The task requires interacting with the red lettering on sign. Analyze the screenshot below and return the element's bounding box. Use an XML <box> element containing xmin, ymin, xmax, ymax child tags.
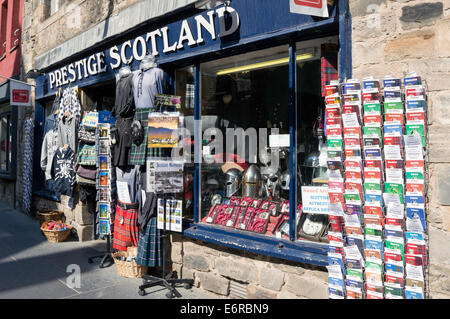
<box><xmin>12</xmin><ymin>89</ymin><xmax>29</xmax><ymax>103</ymax></box>
<box><xmin>294</xmin><ymin>0</ymin><xmax>323</xmax><ymax>9</ymax></box>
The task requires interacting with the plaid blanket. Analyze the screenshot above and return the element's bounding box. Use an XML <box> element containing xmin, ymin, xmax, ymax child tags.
<box><xmin>136</xmin><ymin>217</ymin><xmax>161</xmax><ymax>267</ymax></box>
<box><xmin>112</xmin><ymin>203</ymin><xmax>139</xmax><ymax>251</ymax></box>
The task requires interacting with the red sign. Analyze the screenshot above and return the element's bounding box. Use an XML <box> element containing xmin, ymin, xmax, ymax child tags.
<box><xmin>294</xmin><ymin>0</ymin><xmax>323</xmax><ymax>8</ymax></box>
<box><xmin>12</xmin><ymin>89</ymin><xmax>29</xmax><ymax>103</ymax></box>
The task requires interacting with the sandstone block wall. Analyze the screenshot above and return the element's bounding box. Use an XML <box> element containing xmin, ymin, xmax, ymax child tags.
<box><xmin>169</xmin><ymin>234</ymin><xmax>329</xmax><ymax>299</ymax></box>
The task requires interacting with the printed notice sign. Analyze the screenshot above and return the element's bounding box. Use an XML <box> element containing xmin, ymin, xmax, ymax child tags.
<box><xmin>290</xmin><ymin>0</ymin><xmax>329</xmax><ymax>18</ymax></box>
<box><xmin>302</xmin><ymin>186</ymin><xmax>330</xmax><ymax>214</ymax></box>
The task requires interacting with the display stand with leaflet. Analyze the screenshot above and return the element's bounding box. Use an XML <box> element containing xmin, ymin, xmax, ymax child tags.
<box><xmin>138</xmin><ymin>192</ymin><xmax>194</xmax><ymax>298</ymax></box>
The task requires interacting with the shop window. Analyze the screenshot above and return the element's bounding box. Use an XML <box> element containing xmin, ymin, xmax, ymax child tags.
<box><xmin>199</xmin><ymin>45</ymin><xmax>292</xmax><ymax>237</ymax></box>
<box><xmin>44</xmin><ymin>0</ymin><xmax>65</xmax><ymax>18</ymax></box>
<box><xmin>176</xmin><ymin>66</ymin><xmax>195</xmax><ymax>220</ymax></box>
<box><xmin>295</xmin><ymin>42</ymin><xmax>338</xmax><ymax>243</ymax></box>
<box><xmin>0</xmin><ymin>113</ymin><xmax>9</xmax><ymax>171</ymax></box>
<box><xmin>0</xmin><ymin>104</ymin><xmax>16</xmax><ymax>179</ymax></box>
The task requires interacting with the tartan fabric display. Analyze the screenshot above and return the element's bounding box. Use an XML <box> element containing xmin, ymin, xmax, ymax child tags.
<box><xmin>129</xmin><ymin>108</ymin><xmax>151</xmax><ymax>165</ymax></box>
<box><xmin>112</xmin><ymin>202</ymin><xmax>139</xmax><ymax>251</ymax></box>
<box><xmin>136</xmin><ymin>216</ymin><xmax>161</xmax><ymax>267</ymax></box>
<box><xmin>320</xmin><ymin>44</ymin><xmax>339</xmax><ymax>97</ymax></box>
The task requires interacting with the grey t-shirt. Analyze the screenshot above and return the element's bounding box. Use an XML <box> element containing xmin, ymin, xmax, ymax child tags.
<box><xmin>116</xmin><ymin>166</ymin><xmax>141</xmax><ymax>204</ymax></box>
<box><xmin>132</xmin><ymin>67</ymin><xmax>167</xmax><ymax>109</ymax></box>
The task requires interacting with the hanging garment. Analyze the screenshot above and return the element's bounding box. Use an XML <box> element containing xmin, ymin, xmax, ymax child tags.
<box><xmin>113</xmin><ymin>72</ymin><xmax>136</xmax><ymax>167</ymax></box>
<box><xmin>136</xmin><ymin>170</ymin><xmax>161</xmax><ymax>267</ymax></box>
<box><xmin>44</xmin><ymin>94</ymin><xmax>60</xmax><ymax>134</ymax></box>
<box><xmin>57</xmin><ymin>115</ymin><xmax>78</xmax><ymax>152</ymax></box>
<box><xmin>129</xmin><ymin>108</ymin><xmax>151</xmax><ymax>165</ymax></box>
<box><xmin>112</xmin><ymin>201</ymin><xmax>140</xmax><ymax>251</ymax></box>
<box><xmin>22</xmin><ymin>119</ymin><xmax>34</xmax><ymax>215</ymax></box>
<box><xmin>115</xmin><ymin>166</ymin><xmax>141</xmax><ymax>203</ymax></box>
<box><xmin>137</xmin><ymin>191</ymin><xmax>157</xmax><ymax>235</ymax></box>
<box><xmin>132</xmin><ymin>67</ymin><xmax>167</xmax><ymax>109</ymax></box>
<box><xmin>40</xmin><ymin>129</ymin><xmax>59</xmax><ymax>181</ymax></box>
<box><xmin>136</xmin><ymin>217</ymin><xmax>161</xmax><ymax>267</ymax></box>
<box><xmin>52</xmin><ymin>146</ymin><xmax>76</xmax><ymax>197</ymax></box>
<box><xmin>114</xmin><ymin>72</ymin><xmax>135</xmax><ymax>118</ymax></box>
<box><xmin>58</xmin><ymin>87</ymin><xmax>82</xmax><ymax>123</ymax></box>
<box><xmin>113</xmin><ymin>117</ymin><xmax>134</xmax><ymax>167</ymax></box>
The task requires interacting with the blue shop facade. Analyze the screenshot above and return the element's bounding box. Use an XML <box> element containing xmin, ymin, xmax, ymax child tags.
<box><xmin>33</xmin><ymin>0</ymin><xmax>351</xmax><ymax>271</ymax></box>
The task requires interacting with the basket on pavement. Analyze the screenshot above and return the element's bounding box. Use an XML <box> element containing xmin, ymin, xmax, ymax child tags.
<box><xmin>40</xmin><ymin>221</ymin><xmax>72</xmax><ymax>243</ymax></box>
<box><xmin>37</xmin><ymin>209</ymin><xmax>64</xmax><ymax>225</ymax></box>
<box><xmin>113</xmin><ymin>247</ymin><xmax>147</xmax><ymax>278</ymax></box>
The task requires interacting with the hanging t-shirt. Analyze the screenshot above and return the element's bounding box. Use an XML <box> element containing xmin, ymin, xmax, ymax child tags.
<box><xmin>132</xmin><ymin>67</ymin><xmax>167</xmax><ymax>109</ymax></box>
<box><xmin>52</xmin><ymin>146</ymin><xmax>76</xmax><ymax>197</ymax></box>
<box><xmin>116</xmin><ymin>166</ymin><xmax>141</xmax><ymax>204</ymax></box>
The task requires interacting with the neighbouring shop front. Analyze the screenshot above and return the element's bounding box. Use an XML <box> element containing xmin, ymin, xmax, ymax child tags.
<box><xmin>31</xmin><ymin>0</ymin><xmax>430</xmax><ymax>299</ymax></box>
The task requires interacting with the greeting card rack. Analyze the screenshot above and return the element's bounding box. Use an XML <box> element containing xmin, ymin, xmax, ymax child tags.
<box><xmin>325</xmin><ymin>74</ymin><xmax>429</xmax><ymax>299</ymax></box>
<box><xmin>88</xmin><ymin>123</ymin><xmax>115</xmax><ymax>268</ymax></box>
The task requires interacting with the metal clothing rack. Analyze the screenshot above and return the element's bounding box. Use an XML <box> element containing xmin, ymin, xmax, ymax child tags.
<box><xmin>138</xmin><ymin>192</ymin><xmax>194</xmax><ymax>299</ymax></box>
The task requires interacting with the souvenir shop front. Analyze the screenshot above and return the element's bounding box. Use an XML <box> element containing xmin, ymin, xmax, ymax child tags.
<box><xmin>33</xmin><ymin>0</ymin><xmax>355</xmax><ymax>297</ymax></box>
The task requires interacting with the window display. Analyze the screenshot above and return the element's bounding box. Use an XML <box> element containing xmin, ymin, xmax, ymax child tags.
<box><xmin>198</xmin><ymin>45</ymin><xmax>293</xmax><ymax>238</ymax></box>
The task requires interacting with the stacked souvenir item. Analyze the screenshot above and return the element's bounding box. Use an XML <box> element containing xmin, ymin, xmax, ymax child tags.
<box><xmin>76</xmin><ymin>112</ymin><xmax>98</xmax><ymax>186</ymax></box>
<box><xmin>326</xmin><ymin>73</ymin><xmax>428</xmax><ymax>299</ymax></box>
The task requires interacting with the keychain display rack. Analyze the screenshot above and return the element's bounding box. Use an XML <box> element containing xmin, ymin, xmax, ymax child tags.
<box><xmin>88</xmin><ymin>122</ymin><xmax>115</xmax><ymax>268</ymax></box>
<box><xmin>325</xmin><ymin>74</ymin><xmax>429</xmax><ymax>299</ymax></box>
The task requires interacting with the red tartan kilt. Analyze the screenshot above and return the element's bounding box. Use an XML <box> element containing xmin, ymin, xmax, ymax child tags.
<box><xmin>112</xmin><ymin>202</ymin><xmax>139</xmax><ymax>251</ymax></box>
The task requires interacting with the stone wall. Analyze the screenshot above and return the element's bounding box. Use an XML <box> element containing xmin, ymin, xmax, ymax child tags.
<box><xmin>169</xmin><ymin>234</ymin><xmax>329</xmax><ymax>299</ymax></box>
<box><xmin>350</xmin><ymin>0</ymin><xmax>450</xmax><ymax>298</ymax></box>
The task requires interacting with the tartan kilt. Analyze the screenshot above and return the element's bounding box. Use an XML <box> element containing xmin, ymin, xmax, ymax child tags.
<box><xmin>112</xmin><ymin>202</ymin><xmax>139</xmax><ymax>251</ymax></box>
<box><xmin>136</xmin><ymin>216</ymin><xmax>161</xmax><ymax>267</ymax></box>
<box><xmin>129</xmin><ymin>108</ymin><xmax>151</xmax><ymax>165</ymax></box>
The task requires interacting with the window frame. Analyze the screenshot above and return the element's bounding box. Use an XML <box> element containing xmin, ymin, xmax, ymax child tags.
<box><xmin>183</xmin><ymin>1</ymin><xmax>351</xmax><ymax>266</ymax></box>
<box><xmin>0</xmin><ymin>103</ymin><xmax>17</xmax><ymax>180</ymax></box>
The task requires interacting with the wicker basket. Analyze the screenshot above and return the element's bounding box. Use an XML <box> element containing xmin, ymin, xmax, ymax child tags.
<box><xmin>37</xmin><ymin>210</ymin><xmax>64</xmax><ymax>225</ymax></box>
<box><xmin>113</xmin><ymin>249</ymin><xmax>147</xmax><ymax>278</ymax></box>
<box><xmin>40</xmin><ymin>221</ymin><xmax>72</xmax><ymax>243</ymax></box>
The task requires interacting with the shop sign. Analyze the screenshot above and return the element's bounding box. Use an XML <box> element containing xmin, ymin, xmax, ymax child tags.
<box><xmin>290</xmin><ymin>0</ymin><xmax>329</xmax><ymax>18</ymax></box>
<box><xmin>48</xmin><ymin>6</ymin><xmax>240</xmax><ymax>89</ymax></box>
<box><xmin>301</xmin><ymin>186</ymin><xmax>330</xmax><ymax>214</ymax></box>
<box><xmin>10</xmin><ymin>81</ymin><xmax>31</xmax><ymax>106</ymax></box>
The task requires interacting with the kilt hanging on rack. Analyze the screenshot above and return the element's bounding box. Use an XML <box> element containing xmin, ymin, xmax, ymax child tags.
<box><xmin>112</xmin><ymin>200</ymin><xmax>140</xmax><ymax>251</ymax></box>
<box><xmin>136</xmin><ymin>217</ymin><xmax>161</xmax><ymax>267</ymax></box>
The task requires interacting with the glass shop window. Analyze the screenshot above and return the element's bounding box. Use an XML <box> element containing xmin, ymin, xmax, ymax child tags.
<box><xmin>199</xmin><ymin>45</ymin><xmax>292</xmax><ymax>237</ymax></box>
<box><xmin>296</xmin><ymin>43</ymin><xmax>338</xmax><ymax>243</ymax></box>
<box><xmin>176</xmin><ymin>66</ymin><xmax>195</xmax><ymax>220</ymax></box>
<box><xmin>0</xmin><ymin>113</ymin><xmax>10</xmax><ymax>172</ymax></box>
